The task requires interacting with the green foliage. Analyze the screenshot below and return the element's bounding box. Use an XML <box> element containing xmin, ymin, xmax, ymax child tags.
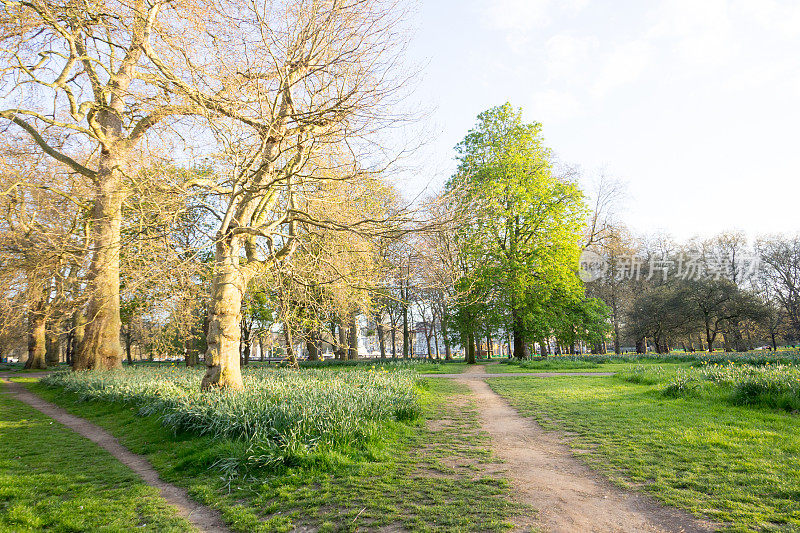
<box><xmin>445</xmin><ymin>103</ymin><xmax>603</xmax><ymax>352</ymax></box>
<box><xmin>42</xmin><ymin>366</ymin><xmax>420</xmax><ymax>468</ymax></box>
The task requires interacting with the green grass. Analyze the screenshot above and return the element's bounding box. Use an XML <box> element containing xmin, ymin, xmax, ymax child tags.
<box><xmin>0</xmin><ymin>381</ymin><xmax>192</xmax><ymax>532</ymax></box>
<box><xmin>296</xmin><ymin>358</ymin><xmax>470</xmax><ymax>374</ymax></box>
<box><xmin>27</xmin><ymin>377</ymin><xmax>528</xmax><ymax>532</ymax></box>
<box><xmin>487</xmin><ymin>374</ymin><xmax>800</xmax><ymax>532</ymax></box>
<box><xmin>0</xmin><ymin>362</ymin><xmax>60</xmax><ymax>373</ymax></box>
<box><xmin>490</xmin><ymin>358</ymin><xmax>692</xmax><ymax>374</ymax></box>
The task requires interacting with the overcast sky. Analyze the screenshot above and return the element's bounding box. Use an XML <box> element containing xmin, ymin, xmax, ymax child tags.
<box><xmin>401</xmin><ymin>0</ymin><xmax>800</xmax><ymax>240</ymax></box>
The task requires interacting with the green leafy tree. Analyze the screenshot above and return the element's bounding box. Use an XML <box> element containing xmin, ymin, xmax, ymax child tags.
<box><xmin>447</xmin><ymin>103</ymin><xmax>589</xmax><ymax>359</ymax></box>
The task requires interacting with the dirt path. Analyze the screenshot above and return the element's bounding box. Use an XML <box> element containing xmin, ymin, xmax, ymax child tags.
<box><xmin>454</xmin><ymin>365</ymin><xmax>718</xmax><ymax>533</ymax></box>
<box><xmin>1</xmin><ymin>378</ymin><xmax>230</xmax><ymax>533</ymax></box>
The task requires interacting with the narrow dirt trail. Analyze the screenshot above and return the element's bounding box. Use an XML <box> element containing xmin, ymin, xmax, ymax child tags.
<box><xmin>454</xmin><ymin>365</ymin><xmax>718</xmax><ymax>533</ymax></box>
<box><xmin>1</xmin><ymin>378</ymin><xmax>230</xmax><ymax>533</ymax></box>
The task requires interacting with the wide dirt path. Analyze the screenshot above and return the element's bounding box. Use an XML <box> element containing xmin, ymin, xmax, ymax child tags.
<box><xmin>450</xmin><ymin>365</ymin><xmax>718</xmax><ymax>533</ymax></box>
<box><xmin>1</xmin><ymin>378</ymin><xmax>230</xmax><ymax>533</ymax></box>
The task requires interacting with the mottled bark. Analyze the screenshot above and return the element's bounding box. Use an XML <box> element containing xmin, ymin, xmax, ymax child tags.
<box><xmin>74</xmin><ymin>164</ymin><xmax>124</xmax><ymax>371</ymax></box>
<box><xmin>201</xmin><ymin>253</ymin><xmax>246</xmax><ymax>391</ymax></box>
<box><xmin>25</xmin><ymin>311</ymin><xmax>47</xmax><ymax>370</ymax></box>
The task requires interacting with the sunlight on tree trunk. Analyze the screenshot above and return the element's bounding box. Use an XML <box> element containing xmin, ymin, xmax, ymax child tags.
<box><xmin>201</xmin><ymin>253</ymin><xmax>246</xmax><ymax>391</ymax></box>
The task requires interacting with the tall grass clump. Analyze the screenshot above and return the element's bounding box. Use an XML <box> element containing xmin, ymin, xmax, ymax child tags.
<box><xmin>43</xmin><ymin>366</ymin><xmax>421</xmax><ymax>467</ymax></box>
<box><xmin>698</xmin><ymin>363</ymin><xmax>800</xmax><ymax>411</ymax></box>
<box><xmin>618</xmin><ymin>365</ymin><xmax>666</xmax><ymax>385</ymax></box>
<box><xmin>661</xmin><ymin>369</ymin><xmax>698</xmax><ymax>398</ymax></box>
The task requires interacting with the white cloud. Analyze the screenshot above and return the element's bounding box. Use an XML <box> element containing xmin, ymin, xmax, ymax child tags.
<box><xmin>735</xmin><ymin>0</ymin><xmax>800</xmax><ymax>40</ymax></box>
<box><xmin>646</xmin><ymin>0</ymin><xmax>737</xmax><ymax>66</ymax></box>
<box><xmin>478</xmin><ymin>0</ymin><xmax>590</xmax><ymax>52</ymax></box>
<box><xmin>591</xmin><ymin>40</ymin><xmax>653</xmax><ymax>97</ymax></box>
<box><xmin>545</xmin><ymin>33</ymin><xmax>597</xmax><ymax>82</ymax></box>
<box><xmin>481</xmin><ymin>0</ymin><xmax>552</xmax><ymax>32</ymax></box>
<box><xmin>529</xmin><ymin>90</ymin><xmax>583</xmax><ymax>123</ymax></box>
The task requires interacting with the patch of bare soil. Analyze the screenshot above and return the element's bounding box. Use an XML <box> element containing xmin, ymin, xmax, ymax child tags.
<box><xmin>457</xmin><ymin>366</ymin><xmax>719</xmax><ymax>533</ymax></box>
<box><xmin>1</xmin><ymin>378</ymin><xmax>230</xmax><ymax>533</ymax></box>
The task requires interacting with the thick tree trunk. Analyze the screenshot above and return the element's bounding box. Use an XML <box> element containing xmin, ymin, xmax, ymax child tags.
<box><xmin>74</xmin><ymin>167</ymin><xmax>124</xmax><ymax>371</ymax></box>
<box><xmin>635</xmin><ymin>338</ymin><xmax>646</xmax><ymax>354</ymax></box>
<box><xmin>706</xmin><ymin>327</ymin><xmax>715</xmax><ymax>353</ymax></box>
<box><xmin>45</xmin><ymin>328</ymin><xmax>60</xmax><ymax>366</ymax></box>
<box><xmin>185</xmin><ymin>334</ymin><xmax>199</xmax><ymax>367</ymax></box>
<box><xmin>306</xmin><ymin>330</ymin><xmax>319</xmax><ymax>361</ymax></box>
<box><xmin>511</xmin><ymin>308</ymin><xmax>525</xmax><ymax>359</ymax></box>
<box><xmin>466</xmin><ymin>331</ymin><xmax>476</xmax><ymax>364</ymax></box>
<box><xmin>390</xmin><ymin>323</ymin><xmax>397</xmax><ymax>359</ymax></box>
<box><xmin>25</xmin><ymin>311</ymin><xmax>47</xmax><ymax>370</ymax></box>
<box><xmin>201</xmin><ymin>254</ymin><xmax>246</xmax><ymax>391</ymax></box>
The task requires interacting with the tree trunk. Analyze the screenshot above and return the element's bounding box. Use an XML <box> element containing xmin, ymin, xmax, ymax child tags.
<box><xmin>433</xmin><ymin>322</ymin><xmax>440</xmax><ymax>360</ymax></box>
<box><xmin>635</xmin><ymin>338</ymin><xmax>646</xmax><ymax>354</ymax></box>
<box><xmin>466</xmin><ymin>330</ymin><xmax>476</xmax><ymax>364</ymax></box>
<box><xmin>306</xmin><ymin>330</ymin><xmax>319</xmax><ymax>361</ymax></box>
<box><xmin>185</xmin><ymin>332</ymin><xmax>198</xmax><ymax>367</ymax></box>
<box><xmin>336</xmin><ymin>319</ymin><xmax>346</xmax><ymax>360</ymax></box>
<box><xmin>201</xmin><ymin>253</ymin><xmax>246</xmax><ymax>391</ymax></box>
<box><xmin>74</xmin><ymin>166</ymin><xmax>124</xmax><ymax>371</ymax></box>
<box><xmin>348</xmin><ymin>312</ymin><xmax>358</xmax><ymax>360</ymax></box>
<box><xmin>442</xmin><ymin>318</ymin><xmax>452</xmax><ymax>360</ymax></box>
<box><xmin>390</xmin><ymin>323</ymin><xmax>397</xmax><ymax>359</ymax></box>
<box><xmin>25</xmin><ymin>311</ymin><xmax>47</xmax><ymax>370</ymax></box>
<box><xmin>45</xmin><ymin>328</ymin><xmax>60</xmax><ymax>366</ymax></box>
<box><xmin>283</xmin><ymin>324</ymin><xmax>297</xmax><ymax>366</ymax></box>
<box><xmin>124</xmin><ymin>327</ymin><xmax>133</xmax><ymax>365</ymax></box>
<box><xmin>402</xmin><ymin>297</ymin><xmax>409</xmax><ymax>358</ymax></box>
<box><xmin>376</xmin><ymin>318</ymin><xmax>386</xmax><ymax>360</ymax></box>
<box><xmin>511</xmin><ymin>307</ymin><xmax>525</xmax><ymax>359</ymax></box>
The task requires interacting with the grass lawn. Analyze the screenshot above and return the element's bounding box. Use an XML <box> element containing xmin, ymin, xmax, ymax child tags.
<box><xmin>27</xmin><ymin>376</ymin><xmax>527</xmax><ymax>532</ymax></box>
<box><xmin>487</xmin><ymin>359</ymin><xmax>692</xmax><ymax>373</ymax></box>
<box><xmin>0</xmin><ymin>380</ymin><xmax>192</xmax><ymax>532</ymax></box>
<box><xmin>488</xmin><ymin>374</ymin><xmax>800</xmax><ymax>532</ymax></box>
<box><xmin>0</xmin><ymin>363</ymin><xmax>61</xmax><ymax>374</ymax></box>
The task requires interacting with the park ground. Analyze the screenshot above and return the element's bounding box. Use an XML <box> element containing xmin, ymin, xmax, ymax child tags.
<box><xmin>1</xmin><ymin>354</ymin><xmax>799</xmax><ymax>532</ymax></box>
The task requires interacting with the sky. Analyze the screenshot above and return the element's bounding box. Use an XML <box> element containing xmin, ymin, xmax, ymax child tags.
<box><xmin>400</xmin><ymin>0</ymin><xmax>800</xmax><ymax>240</ymax></box>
